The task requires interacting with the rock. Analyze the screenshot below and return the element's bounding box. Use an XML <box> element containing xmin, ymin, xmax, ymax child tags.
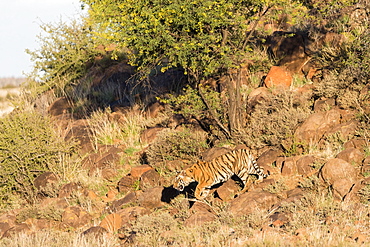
<box><xmin>269</xmin><ymin>212</ymin><xmax>290</xmax><ymax>227</ymax></box>
<box><xmin>295</xmin><ymin>109</ymin><xmax>341</xmax><ymax>145</ymax></box>
<box><xmin>116</xmin><ymin>206</ymin><xmax>150</xmax><ymax>227</ymax></box>
<box><xmin>362</xmin><ymin>156</ymin><xmax>370</xmax><ymax>175</ymax></box>
<box><xmin>264</xmin><ymin>66</ymin><xmax>293</xmax><ymax>89</ymax></box>
<box><xmin>58</xmin><ymin>182</ymin><xmax>85</xmax><ymax>198</ymax></box>
<box><xmin>99</xmin><ymin>213</ymin><xmax>122</xmax><ymax>233</ymax></box>
<box><xmin>320</xmin><ymin>158</ymin><xmax>357</xmax><ymax>185</ymax></box>
<box><xmin>313</xmin><ymin>98</ymin><xmax>335</xmax><ymax>112</ymax></box>
<box><xmin>86</xmin><ymin>147</ymin><xmax>123</xmax><ymax>178</ymax></box>
<box><xmin>344</xmin><ymin>138</ymin><xmax>369</xmax><ymax>150</ymax></box>
<box><xmin>229</xmin><ymin>191</ymin><xmax>279</xmax><ymax>216</ymax></box>
<box><xmin>189</xmin><ymin>201</ymin><xmax>215</xmax><ymax>215</ymax></box>
<box><xmin>107</xmin><ymin>192</ymin><xmax>137</xmax><ymax>213</ymax></box>
<box><xmin>24</xmin><ymin>218</ymin><xmax>57</xmax><ymax>231</ymax></box>
<box><xmin>2</xmin><ymin>223</ymin><xmax>31</xmax><ymax>238</ymax></box>
<box><xmin>82</xmin><ymin>226</ymin><xmax>108</xmax><ymax>238</ymax></box>
<box><xmin>145</xmin><ymin>101</ymin><xmax>164</xmax><ymax>118</ymax></box>
<box><xmin>332</xmin><ymin>178</ymin><xmax>355</xmax><ymax>200</ymax></box>
<box><xmin>117</xmin><ymin>176</ymin><xmax>136</xmax><ymax>194</ymax></box>
<box><xmin>64</xmin><ymin>119</ymin><xmax>94</xmax><ymax>153</ymax></box>
<box><xmin>184</xmin><ymin>211</ymin><xmax>217</xmax><ymax>227</ymax></box>
<box><xmin>281</xmin><ymin>156</ymin><xmax>301</xmax><ymax>176</ymax></box>
<box><xmin>140</xmin><ymin>169</ymin><xmax>161</xmax><ymax>189</ymax></box>
<box><xmin>325</xmin><ymin>120</ymin><xmax>358</xmax><ymax>141</ymax></box>
<box><xmin>137</xmin><ymin>187</ymin><xmax>166</xmax><ymax>209</ymax></box>
<box><xmin>296</xmin><ymin>155</ymin><xmax>316</xmax><ymax>176</ymax></box>
<box><xmin>130</xmin><ymin>165</ymin><xmax>153</xmax><ymax>178</ymax></box>
<box><xmin>140</xmin><ymin>127</ymin><xmax>166</xmax><ymax>144</ymax></box>
<box><xmin>61</xmin><ymin>206</ymin><xmax>92</xmax><ymax>229</ymax></box>
<box><xmin>320</xmin><ymin>158</ymin><xmax>358</xmax><ymax>200</ymax></box>
<box><xmin>216</xmin><ymin>179</ymin><xmax>240</xmax><ymax>201</ymax></box>
<box><xmin>34</xmin><ymin>172</ymin><xmax>59</xmax><ymax>197</ymax></box>
<box><xmin>0</xmin><ymin>222</ymin><xmax>12</xmax><ymax>238</ymax></box>
<box><xmin>201</xmin><ymin>147</ymin><xmax>231</xmax><ymax>162</ymax></box>
<box><xmin>257</xmin><ymin>148</ymin><xmax>281</xmax><ymax>175</ymax></box>
<box><xmin>48</xmin><ymin>97</ymin><xmax>72</xmax><ymax>118</ymax></box>
<box><xmin>336</xmin><ymin>148</ymin><xmax>364</xmax><ymax>165</ymax></box>
<box><xmin>247</xmin><ymin>87</ymin><xmax>271</xmax><ymax>113</ymax></box>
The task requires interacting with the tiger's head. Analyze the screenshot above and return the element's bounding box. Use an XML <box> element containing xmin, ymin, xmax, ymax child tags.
<box><xmin>173</xmin><ymin>168</ymin><xmax>196</xmax><ymax>191</ymax></box>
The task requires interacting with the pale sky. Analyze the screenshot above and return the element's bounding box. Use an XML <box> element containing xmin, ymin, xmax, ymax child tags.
<box><xmin>0</xmin><ymin>0</ymin><xmax>84</xmax><ymax>77</ymax></box>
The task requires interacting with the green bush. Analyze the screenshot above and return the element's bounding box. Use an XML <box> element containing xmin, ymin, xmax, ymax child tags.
<box><xmin>0</xmin><ymin>111</ymin><xmax>76</xmax><ymax>204</ymax></box>
<box><xmin>26</xmin><ymin>18</ymin><xmax>104</xmax><ymax>97</ymax></box>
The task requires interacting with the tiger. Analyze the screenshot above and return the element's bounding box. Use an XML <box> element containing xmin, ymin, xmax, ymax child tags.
<box><xmin>173</xmin><ymin>149</ymin><xmax>268</xmax><ymax>200</ymax></box>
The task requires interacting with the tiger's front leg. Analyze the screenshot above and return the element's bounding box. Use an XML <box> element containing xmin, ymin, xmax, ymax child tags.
<box><xmin>194</xmin><ymin>182</ymin><xmax>211</xmax><ymax>200</ymax></box>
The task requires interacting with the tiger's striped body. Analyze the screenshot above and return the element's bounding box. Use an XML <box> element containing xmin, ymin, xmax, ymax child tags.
<box><xmin>173</xmin><ymin>149</ymin><xmax>268</xmax><ymax>200</ymax></box>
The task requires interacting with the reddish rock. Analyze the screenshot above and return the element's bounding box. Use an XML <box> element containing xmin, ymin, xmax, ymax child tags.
<box><xmin>145</xmin><ymin>101</ymin><xmax>165</xmax><ymax>118</ymax></box>
<box><xmin>82</xmin><ymin>226</ymin><xmax>108</xmax><ymax>238</ymax></box>
<box><xmin>336</xmin><ymin>148</ymin><xmax>364</xmax><ymax>165</ymax></box>
<box><xmin>320</xmin><ymin>158</ymin><xmax>357</xmax><ymax>185</ymax></box>
<box><xmin>130</xmin><ymin>165</ymin><xmax>153</xmax><ymax>178</ymax></box>
<box><xmin>230</xmin><ymin>191</ymin><xmax>278</xmax><ymax>216</ymax></box>
<box><xmin>281</xmin><ymin>156</ymin><xmax>300</xmax><ymax>176</ymax></box>
<box><xmin>201</xmin><ymin>147</ymin><xmax>231</xmax><ymax>162</ymax></box>
<box><xmin>140</xmin><ymin>127</ymin><xmax>166</xmax><ymax>144</ymax></box>
<box><xmin>216</xmin><ymin>179</ymin><xmax>240</xmax><ymax>201</ymax></box>
<box><xmin>140</xmin><ymin>169</ymin><xmax>161</xmax><ymax>189</ymax></box>
<box><xmin>296</xmin><ymin>155</ymin><xmax>316</xmax><ymax>176</ymax></box>
<box><xmin>295</xmin><ymin>109</ymin><xmax>341</xmax><ymax>145</ymax></box>
<box><xmin>325</xmin><ymin>120</ymin><xmax>358</xmax><ymax>141</ymax></box>
<box><xmin>320</xmin><ymin>158</ymin><xmax>358</xmax><ymax>200</ymax></box>
<box><xmin>24</xmin><ymin>218</ymin><xmax>57</xmax><ymax>231</ymax></box>
<box><xmin>116</xmin><ymin>206</ymin><xmax>150</xmax><ymax>227</ymax></box>
<box><xmin>333</xmin><ymin>178</ymin><xmax>356</xmax><ymax>199</ymax></box>
<box><xmin>247</xmin><ymin>87</ymin><xmax>271</xmax><ymax>113</ymax></box>
<box><xmin>107</xmin><ymin>192</ymin><xmax>137</xmax><ymax>213</ymax></box>
<box><xmin>344</xmin><ymin>138</ymin><xmax>369</xmax><ymax>150</ymax></box>
<box><xmin>117</xmin><ymin>176</ymin><xmax>136</xmax><ymax>194</ymax></box>
<box><xmin>2</xmin><ymin>223</ymin><xmax>31</xmax><ymax>238</ymax></box>
<box><xmin>361</xmin><ymin>156</ymin><xmax>370</xmax><ymax>175</ymax></box>
<box><xmin>99</xmin><ymin>213</ymin><xmax>122</xmax><ymax>233</ymax></box>
<box><xmin>34</xmin><ymin>172</ymin><xmax>59</xmax><ymax>197</ymax></box>
<box><xmin>58</xmin><ymin>182</ymin><xmax>85</xmax><ymax>198</ymax></box>
<box><xmin>48</xmin><ymin>97</ymin><xmax>72</xmax><ymax>118</ymax></box>
<box><xmin>314</xmin><ymin>98</ymin><xmax>336</xmax><ymax>112</ymax></box>
<box><xmin>190</xmin><ymin>201</ymin><xmax>216</xmax><ymax>214</ymax></box>
<box><xmin>64</xmin><ymin>119</ymin><xmax>94</xmax><ymax>153</ymax></box>
<box><xmin>61</xmin><ymin>206</ymin><xmax>92</xmax><ymax>229</ymax></box>
<box><xmin>264</xmin><ymin>66</ymin><xmax>293</xmax><ymax>89</ymax></box>
<box><xmin>257</xmin><ymin>148</ymin><xmax>281</xmax><ymax>166</ymax></box>
<box><xmin>0</xmin><ymin>222</ymin><xmax>11</xmax><ymax>238</ymax></box>
<box><xmin>137</xmin><ymin>187</ymin><xmax>166</xmax><ymax>209</ymax></box>
<box><xmin>184</xmin><ymin>211</ymin><xmax>217</xmax><ymax>227</ymax></box>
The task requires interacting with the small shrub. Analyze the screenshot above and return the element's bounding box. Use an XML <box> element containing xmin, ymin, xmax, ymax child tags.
<box><xmin>0</xmin><ymin>111</ymin><xmax>77</xmax><ymax>204</ymax></box>
<box><xmin>146</xmin><ymin>126</ymin><xmax>209</xmax><ymax>164</ymax></box>
<box><xmin>358</xmin><ymin>184</ymin><xmax>370</xmax><ymax>204</ymax></box>
<box><xmin>243</xmin><ymin>90</ymin><xmax>312</xmax><ymax>149</ymax></box>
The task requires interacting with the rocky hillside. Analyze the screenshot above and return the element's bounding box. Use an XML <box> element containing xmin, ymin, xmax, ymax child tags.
<box><xmin>0</xmin><ymin>2</ymin><xmax>369</xmax><ymax>247</ymax></box>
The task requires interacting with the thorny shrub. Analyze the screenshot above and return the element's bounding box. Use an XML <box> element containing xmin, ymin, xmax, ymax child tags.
<box><xmin>0</xmin><ymin>111</ymin><xmax>77</xmax><ymax>204</ymax></box>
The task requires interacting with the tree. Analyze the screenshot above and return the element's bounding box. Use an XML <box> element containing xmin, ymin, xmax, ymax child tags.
<box><xmin>83</xmin><ymin>0</ymin><xmax>305</xmax><ymax>137</ymax></box>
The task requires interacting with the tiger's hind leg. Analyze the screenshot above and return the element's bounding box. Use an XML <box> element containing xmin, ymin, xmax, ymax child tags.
<box><xmin>235</xmin><ymin>175</ymin><xmax>253</xmax><ymax>197</ymax></box>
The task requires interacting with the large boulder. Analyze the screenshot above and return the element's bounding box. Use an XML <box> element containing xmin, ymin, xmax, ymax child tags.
<box><xmin>229</xmin><ymin>191</ymin><xmax>278</xmax><ymax>216</ymax></box>
<box><xmin>320</xmin><ymin>158</ymin><xmax>358</xmax><ymax>200</ymax></box>
<box><xmin>295</xmin><ymin>109</ymin><xmax>341</xmax><ymax>145</ymax></box>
